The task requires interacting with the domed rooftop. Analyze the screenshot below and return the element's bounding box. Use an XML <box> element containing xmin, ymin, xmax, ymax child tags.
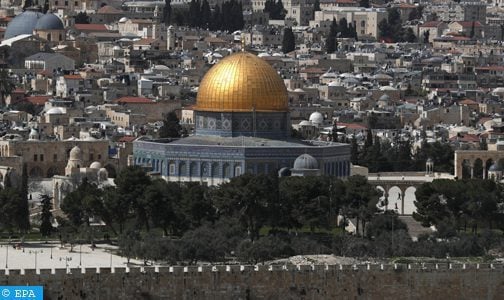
<box><xmin>379</xmin><ymin>86</ymin><xmax>397</xmax><ymax>91</ymax></box>
<box><xmin>5</xmin><ymin>10</ymin><xmax>43</xmax><ymax>39</ymax></box>
<box><xmin>69</xmin><ymin>146</ymin><xmax>82</xmax><ymax>160</ymax></box>
<box><xmin>90</xmin><ymin>161</ymin><xmax>102</xmax><ymax>169</ymax></box>
<box><xmin>28</xmin><ymin>128</ymin><xmax>39</xmax><ymax>140</ymax></box>
<box><xmin>195</xmin><ymin>52</ymin><xmax>288</xmax><ymax>112</ymax></box>
<box><xmin>278</xmin><ymin>167</ymin><xmax>291</xmax><ymax>177</ymax></box>
<box><xmin>46</xmin><ymin>107</ymin><xmax>66</xmax><ymax>115</ymax></box>
<box><xmin>293</xmin><ymin>154</ymin><xmax>318</xmax><ymax>170</ymax></box>
<box><xmin>379</xmin><ymin>94</ymin><xmax>390</xmax><ymax>101</ymax></box>
<box><xmin>34</xmin><ymin>13</ymin><xmax>64</xmax><ymax>30</ymax></box>
<box><xmin>489</xmin><ymin>163</ymin><xmax>502</xmax><ymax>172</ymax></box>
<box><xmin>309</xmin><ymin>111</ymin><xmax>324</xmax><ymax>125</ymax></box>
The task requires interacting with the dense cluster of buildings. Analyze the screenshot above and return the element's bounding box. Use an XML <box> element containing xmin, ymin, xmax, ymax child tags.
<box><xmin>1</xmin><ymin>0</ymin><xmax>504</xmax><ymax>212</ymax></box>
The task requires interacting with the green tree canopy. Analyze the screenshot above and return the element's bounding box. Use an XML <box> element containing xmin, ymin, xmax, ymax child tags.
<box><xmin>158</xmin><ymin>111</ymin><xmax>182</xmax><ymax>138</ymax></box>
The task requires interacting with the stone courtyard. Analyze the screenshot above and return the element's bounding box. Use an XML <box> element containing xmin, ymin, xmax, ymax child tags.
<box><xmin>0</xmin><ymin>242</ymin><xmax>142</xmax><ymax>270</ymax></box>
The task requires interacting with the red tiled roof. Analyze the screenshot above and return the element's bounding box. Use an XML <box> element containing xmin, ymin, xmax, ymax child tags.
<box><xmin>115</xmin><ymin>96</ymin><xmax>153</xmax><ymax>104</ymax></box>
<box><xmin>26</xmin><ymin>96</ymin><xmax>51</xmax><ymax>106</ymax></box>
<box><xmin>449</xmin><ymin>134</ymin><xmax>480</xmax><ymax>143</ymax></box>
<box><xmin>453</xmin><ymin>21</ymin><xmax>482</xmax><ymax>28</ymax></box>
<box><xmin>118</xmin><ymin>136</ymin><xmax>137</xmax><ymax>142</ymax></box>
<box><xmin>63</xmin><ymin>75</ymin><xmax>82</xmax><ymax>80</ymax></box>
<box><xmin>319</xmin><ymin>0</ymin><xmax>356</xmax><ymax>3</ymax></box>
<box><xmin>434</xmin><ymin>36</ymin><xmax>471</xmax><ymax>41</ymax></box>
<box><xmin>338</xmin><ymin>122</ymin><xmax>368</xmax><ymax>130</ymax></box>
<box><xmin>301</xmin><ymin>68</ymin><xmax>326</xmax><ymax>74</ymax></box>
<box><xmin>420</xmin><ymin>21</ymin><xmax>444</xmax><ymax>28</ymax></box>
<box><xmin>476</xmin><ymin>66</ymin><xmax>504</xmax><ymax>72</ymax></box>
<box><xmin>459</xmin><ymin>99</ymin><xmax>478</xmax><ymax>105</ymax></box>
<box><xmin>134</xmin><ymin>38</ymin><xmax>154</xmax><ymax>45</ymax></box>
<box><xmin>97</xmin><ymin>5</ymin><xmax>124</xmax><ymax>14</ymax></box>
<box><xmin>130</xmin><ymin>19</ymin><xmax>154</xmax><ymax>24</ymax></box>
<box><xmin>38</xmin><ymin>69</ymin><xmax>52</xmax><ymax>76</ymax></box>
<box><xmin>398</xmin><ymin>4</ymin><xmax>417</xmax><ymax>8</ymax></box>
<box><xmin>74</xmin><ymin>24</ymin><xmax>109</xmax><ymax>32</ymax></box>
<box><xmin>478</xmin><ymin>117</ymin><xmax>492</xmax><ymax>125</ymax></box>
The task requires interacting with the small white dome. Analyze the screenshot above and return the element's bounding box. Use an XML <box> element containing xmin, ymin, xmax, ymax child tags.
<box><xmin>46</xmin><ymin>107</ymin><xmax>66</xmax><ymax>115</ymax></box>
<box><xmin>69</xmin><ymin>146</ymin><xmax>82</xmax><ymax>160</ymax></box>
<box><xmin>379</xmin><ymin>86</ymin><xmax>397</xmax><ymax>91</ymax></box>
<box><xmin>119</xmin><ymin>17</ymin><xmax>129</xmax><ymax>23</ymax></box>
<box><xmin>28</xmin><ymin>128</ymin><xmax>39</xmax><ymax>140</ymax></box>
<box><xmin>379</xmin><ymin>94</ymin><xmax>390</xmax><ymax>101</ymax></box>
<box><xmin>293</xmin><ymin>154</ymin><xmax>318</xmax><ymax>170</ymax></box>
<box><xmin>309</xmin><ymin>111</ymin><xmax>324</xmax><ymax>125</ymax></box>
<box><xmin>89</xmin><ymin>161</ymin><xmax>102</xmax><ymax>169</ymax></box>
<box><xmin>98</xmin><ymin>168</ymin><xmax>108</xmax><ymax>180</ymax></box>
<box><xmin>483</xmin><ymin>120</ymin><xmax>497</xmax><ymax>130</ymax></box>
<box><xmin>328</xmin><ymin>81</ymin><xmax>339</xmax><ymax>86</ymax></box>
<box><xmin>299</xmin><ymin>120</ymin><xmax>312</xmax><ymax>126</ymax></box>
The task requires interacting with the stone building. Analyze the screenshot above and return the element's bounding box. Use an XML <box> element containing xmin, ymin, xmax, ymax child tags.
<box><xmin>310</xmin><ymin>8</ymin><xmax>387</xmax><ymax>39</ymax></box>
<box><xmin>24</xmin><ymin>52</ymin><xmax>75</xmax><ymax>71</ymax></box>
<box><xmin>134</xmin><ymin>51</ymin><xmax>351</xmax><ymax>185</ymax></box>
<box><xmin>52</xmin><ymin>146</ymin><xmax>113</xmax><ymax>209</ymax></box>
<box><xmin>0</xmin><ymin>134</ymin><xmax>117</xmax><ymax>179</ymax></box>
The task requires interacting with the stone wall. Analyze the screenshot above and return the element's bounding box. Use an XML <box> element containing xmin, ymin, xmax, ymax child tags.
<box><xmin>0</xmin><ymin>264</ymin><xmax>503</xmax><ymax>299</ymax></box>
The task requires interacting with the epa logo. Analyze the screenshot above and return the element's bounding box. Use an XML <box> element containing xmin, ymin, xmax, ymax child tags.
<box><xmin>0</xmin><ymin>286</ymin><xmax>43</xmax><ymax>299</ymax></box>
<box><xmin>14</xmin><ymin>289</ymin><xmax>37</xmax><ymax>298</ymax></box>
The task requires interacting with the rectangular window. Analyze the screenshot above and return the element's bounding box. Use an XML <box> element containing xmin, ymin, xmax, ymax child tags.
<box><xmin>54</xmin><ymin>154</ymin><xmax>57</xmax><ymax>161</ymax></box>
<box><xmin>74</xmin><ymin>1</ymin><xmax>78</xmax><ymax>5</ymax></box>
<box><xmin>34</xmin><ymin>154</ymin><xmax>37</xmax><ymax>162</ymax></box>
<box><xmin>55</xmin><ymin>0</ymin><xmax>58</xmax><ymax>5</ymax></box>
<box><xmin>65</xmin><ymin>1</ymin><xmax>68</xmax><ymax>5</ymax></box>
<box><xmin>97</xmin><ymin>154</ymin><xmax>102</xmax><ymax>160</ymax></box>
<box><xmin>90</xmin><ymin>153</ymin><xmax>94</xmax><ymax>161</ymax></box>
<box><xmin>40</xmin><ymin>154</ymin><xmax>44</xmax><ymax>162</ymax></box>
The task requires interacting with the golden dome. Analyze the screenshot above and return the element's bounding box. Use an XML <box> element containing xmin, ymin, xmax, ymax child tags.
<box><xmin>196</xmin><ymin>52</ymin><xmax>288</xmax><ymax>112</ymax></box>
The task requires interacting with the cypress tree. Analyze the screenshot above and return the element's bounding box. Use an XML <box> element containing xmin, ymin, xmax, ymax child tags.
<box><xmin>339</xmin><ymin>18</ymin><xmax>348</xmax><ymax>37</ymax></box>
<box><xmin>200</xmin><ymin>0</ymin><xmax>211</xmax><ymax>29</ymax></box>
<box><xmin>188</xmin><ymin>0</ymin><xmax>199</xmax><ymax>27</ymax></box>
<box><xmin>159</xmin><ymin>112</ymin><xmax>182</xmax><ymax>138</ymax></box>
<box><xmin>359</xmin><ymin>0</ymin><xmax>369</xmax><ymax>8</ymax></box>
<box><xmin>364</xmin><ymin>129</ymin><xmax>373</xmax><ymax>150</ymax></box>
<box><xmin>163</xmin><ymin>0</ymin><xmax>172</xmax><ymax>25</ymax></box>
<box><xmin>282</xmin><ymin>27</ymin><xmax>295</xmax><ymax>53</ymax></box>
<box><xmin>40</xmin><ymin>194</ymin><xmax>53</xmax><ymax>237</ymax></box>
<box><xmin>18</xmin><ymin>163</ymin><xmax>30</xmax><ymax>233</ymax></box>
<box><xmin>276</xmin><ymin>0</ymin><xmax>286</xmax><ymax>20</ymax></box>
<box><xmin>210</xmin><ymin>5</ymin><xmax>222</xmax><ymax>31</ymax></box>
<box><xmin>351</xmin><ymin>136</ymin><xmax>359</xmax><ymax>164</ymax></box>
<box><xmin>42</xmin><ymin>0</ymin><xmax>49</xmax><ymax>13</ymax></box>
<box><xmin>326</xmin><ymin>18</ymin><xmax>338</xmax><ymax>53</ymax></box>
